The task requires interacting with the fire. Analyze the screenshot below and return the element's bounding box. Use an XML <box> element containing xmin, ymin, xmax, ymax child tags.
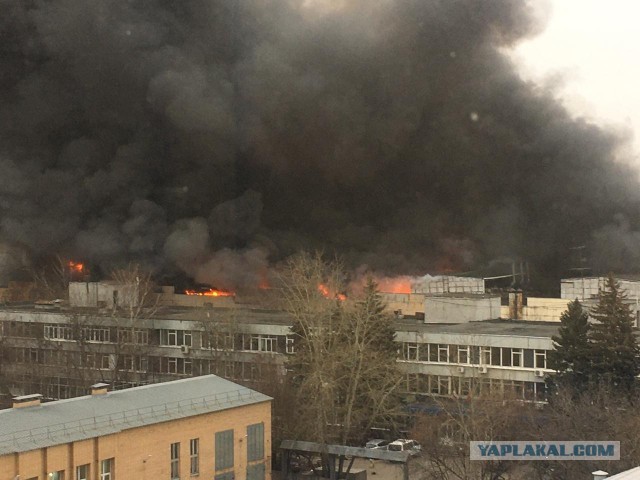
<box><xmin>184</xmin><ymin>288</ymin><xmax>234</xmax><ymax>297</ymax></box>
<box><xmin>372</xmin><ymin>276</ymin><xmax>412</xmax><ymax>294</ymax></box>
<box><xmin>318</xmin><ymin>284</ymin><xmax>346</xmax><ymax>301</ymax></box>
<box><xmin>68</xmin><ymin>261</ymin><xmax>84</xmax><ymax>273</ymax></box>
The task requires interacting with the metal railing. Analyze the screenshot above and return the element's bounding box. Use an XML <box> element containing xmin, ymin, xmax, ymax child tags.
<box><xmin>0</xmin><ymin>388</ymin><xmax>264</xmax><ymax>453</ymax></box>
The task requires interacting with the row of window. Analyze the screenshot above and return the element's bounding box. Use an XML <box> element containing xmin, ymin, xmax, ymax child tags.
<box><xmin>6</xmin><ymin>349</ymin><xmax>278</xmax><ymax>382</ymax></box>
<box><xmin>42</xmin><ymin>325</ymin><xmax>148</xmax><ymax>344</ymax></box>
<box><xmin>39</xmin><ymin>324</ymin><xmax>294</xmax><ymax>354</ymax></box>
<box><xmin>171</xmin><ymin>424</ymin><xmax>264</xmax><ymax>480</ymax></box>
<box><xmin>401</xmin><ymin>373</ymin><xmax>547</xmax><ymax>401</ymax></box>
<box><xmin>9</xmin><ymin>349</ymin><xmax>148</xmax><ymax>372</ymax></box>
<box><xmin>400</xmin><ymin>343</ymin><xmax>548</xmax><ymax>369</ymax></box>
<box><xmin>28</xmin><ymin>458</ymin><xmax>113</xmax><ymax>480</ymax></box>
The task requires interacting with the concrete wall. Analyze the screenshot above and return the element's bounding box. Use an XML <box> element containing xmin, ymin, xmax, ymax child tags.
<box><xmin>561</xmin><ymin>277</ymin><xmax>640</xmax><ymax>301</ymax></box>
<box><xmin>424</xmin><ymin>296</ymin><xmax>501</xmax><ymax>323</ymax></box>
<box><xmin>381</xmin><ymin>293</ymin><xmax>425</xmax><ymax>316</ymax></box>
<box><xmin>500</xmin><ymin>298</ymin><xmax>570</xmax><ymax>322</ymax></box>
<box><xmin>0</xmin><ymin>400</ymin><xmax>271</xmax><ymax>480</ymax></box>
<box><xmin>69</xmin><ymin>282</ymin><xmax>140</xmax><ymax>309</ymax></box>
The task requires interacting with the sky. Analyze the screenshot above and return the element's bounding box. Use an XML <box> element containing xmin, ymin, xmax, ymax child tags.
<box><xmin>512</xmin><ymin>0</ymin><xmax>640</xmax><ymax>160</ymax></box>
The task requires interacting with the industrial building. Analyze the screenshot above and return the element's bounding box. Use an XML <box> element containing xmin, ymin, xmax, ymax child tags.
<box><xmin>0</xmin><ymin>375</ymin><xmax>271</xmax><ymax>480</ymax></box>
<box><xmin>1</xmin><ymin>275</ymin><xmax>638</xmax><ymax>408</ymax></box>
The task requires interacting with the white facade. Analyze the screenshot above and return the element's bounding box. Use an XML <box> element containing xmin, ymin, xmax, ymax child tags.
<box><xmin>561</xmin><ymin>277</ymin><xmax>640</xmax><ymax>301</ymax></box>
<box><xmin>412</xmin><ymin>276</ymin><xmax>484</xmax><ymax>295</ymax></box>
<box><xmin>69</xmin><ymin>281</ymin><xmax>140</xmax><ymax>309</ymax></box>
<box><xmin>424</xmin><ymin>295</ymin><xmax>501</xmax><ymax>324</ymax></box>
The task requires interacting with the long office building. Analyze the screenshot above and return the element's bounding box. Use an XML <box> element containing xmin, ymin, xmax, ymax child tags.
<box><xmin>0</xmin><ymin>279</ymin><xmax>566</xmax><ymax>406</ymax></box>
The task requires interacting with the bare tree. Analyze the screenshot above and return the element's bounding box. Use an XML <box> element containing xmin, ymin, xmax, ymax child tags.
<box><xmin>31</xmin><ymin>255</ymin><xmax>76</xmax><ymax>300</ymax></box>
<box><xmin>277</xmin><ymin>252</ymin><xmax>403</xmax><ymax>447</ymax></box>
<box><xmin>411</xmin><ymin>392</ymin><xmax>539</xmax><ymax>480</ymax></box>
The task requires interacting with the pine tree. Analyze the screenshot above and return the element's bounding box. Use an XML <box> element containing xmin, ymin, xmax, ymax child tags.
<box><xmin>356</xmin><ymin>277</ymin><xmax>397</xmax><ymax>356</ymax></box>
<box><xmin>589</xmin><ymin>275</ymin><xmax>640</xmax><ymax>392</ymax></box>
<box><xmin>548</xmin><ymin>299</ymin><xmax>590</xmax><ymax>391</ymax></box>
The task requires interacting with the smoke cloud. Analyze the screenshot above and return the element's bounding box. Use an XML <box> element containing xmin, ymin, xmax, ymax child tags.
<box><xmin>1</xmin><ymin>0</ymin><xmax>639</xmax><ymax>291</ymax></box>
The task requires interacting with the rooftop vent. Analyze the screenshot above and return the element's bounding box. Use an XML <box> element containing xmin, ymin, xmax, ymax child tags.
<box><xmin>592</xmin><ymin>471</ymin><xmax>608</xmax><ymax>480</ymax></box>
<box><xmin>12</xmin><ymin>393</ymin><xmax>43</xmax><ymax>408</ymax></box>
<box><xmin>90</xmin><ymin>383</ymin><xmax>110</xmax><ymax>396</ymax></box>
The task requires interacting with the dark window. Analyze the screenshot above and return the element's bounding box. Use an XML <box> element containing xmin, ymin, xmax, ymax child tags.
<box><xmin>215</xmin><ymin>430</ymin><xmax>234</xmax><ymax>471</ymax></box>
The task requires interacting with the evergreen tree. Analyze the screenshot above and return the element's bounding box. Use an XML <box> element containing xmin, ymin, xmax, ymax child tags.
<box><xmin>589</xmin><ymin>275</ymin><xmax>640</xmax><ymax>392</ymax></box>
<box><xmin>356</xmin><ymin>277</ymin><xmax>397</xmax><ymax>356</ymax></box>
<box><xmin>547</xmin><ymin>299</ymin><xmax>590</xmax><ymax>391</ymax></box>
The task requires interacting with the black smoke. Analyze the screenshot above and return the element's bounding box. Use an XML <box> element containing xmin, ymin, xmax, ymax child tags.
<box><xmin>1</xmin><ymin>0</ymin><xmax>639</xmax><ymax>291</ymax></box>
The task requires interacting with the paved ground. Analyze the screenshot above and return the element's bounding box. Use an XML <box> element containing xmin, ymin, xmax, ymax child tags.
<box><xmin>352</xmin><ymin>457</ymin><xmax>407</xmax><ymax>479</ymax></box>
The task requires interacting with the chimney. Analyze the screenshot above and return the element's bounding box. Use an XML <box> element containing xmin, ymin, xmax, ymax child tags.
<box><xmin>90</xmin><ymin>383</ymin><xmax>110</xmax><ymax>396</ymax></box>
<box><xmin>12</xmin><ymin>393</ymin><xmax>43</xmax><ymax>409</ymax></box>
<box><xmin>592</xmin><ymin>471</ymin><xmax>608</xmax><ymax>480</ymax></box>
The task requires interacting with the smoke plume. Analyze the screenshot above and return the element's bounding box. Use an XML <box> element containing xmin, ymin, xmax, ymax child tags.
<box><xmin>1</xmin><ymin>0</ymin><xmax>639</xmax><ymax>291</ymax></box>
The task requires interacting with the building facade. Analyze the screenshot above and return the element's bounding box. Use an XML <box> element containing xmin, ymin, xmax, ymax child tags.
<box><xmin>0</xmin><ymin>375</ymin><xmax>271</xmax><ymax>480</ymax></box>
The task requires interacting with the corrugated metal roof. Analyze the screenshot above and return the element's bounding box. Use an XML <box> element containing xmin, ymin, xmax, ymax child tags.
<box><xmin>0</xmin><ymin>375</ymin><xmax>271</xmax><ymax>455</ymax></box>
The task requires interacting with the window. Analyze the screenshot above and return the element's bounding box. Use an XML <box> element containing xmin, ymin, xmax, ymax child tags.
<box><xmin>247</xmin><ymin>463</ymin><xmax>266</xmax><ymax>480</ymax></box>
<box><xmin>82</xmin><ymin>327</ymin><xmax>111</xmax><ymax>343</ymax></box>
<box><xmin>491</xmin><ymin>347</ymin><xmax>501</xmax><ymax>366</ymax></box>
<box><xmin>215</xmin><ymin>429</ymin><xmax>234</xmax><ymax>471</ymax></box>
<box><xmin>100</xmin><ymin>458</ymin><xmax>114</xmax><ymax>480</ymax></box>
<box><xmin>286</xmin><ymin>336</ymin><xmax>295</xmax><ymax>354</ymax></box>
<box><xmin>535</xmin><ymin>350</ymin><xmax>546</xmax><ymax>369</ymax></box>
<box><xmin>512</xmin><ymin>348</ymin><xmax>523</xmax><ymax>367</ymax></box>
<box><xmin>524</xmin><ymin>349</ymin><xmax>534</xmax><ymax>368</ymax></box>
<box><xmin>160</xmin><ymin>329</ymin><xmax>193</xmax><ymax>347</ymax></box>
<box><xmin>437</xmin><ymin>376</ymin><xmax>450</xmax><ymax>395</ymax></box>
<box><xmin>117</xmin><ymin>328</ymin><xmax>148</xmax><ymax>344</ymax></box>
<box><xmin>77</xmin><ymin>464</ymin><xmax>89</xmax><ymax>480</ymax></box>
<box><xmin>429</xmin><ymin>343</ymin><xmax>438</xmax><ymax>362</ymax></box>
<box><xmin>244</xmin><ymin>334</ymin><xmax>278</xmax><ymax>352</ymax></box>
<box><xmin>44</xmin><ymin>324</ymin><xmax>73</xmax><ymax>340</ymax></box>
<box><xmin>49</xmin><ymin>471</ymin><xmax>64</xmax><ymax>480</ymax></box>
<box><xmin>171</xmin><ymin>442</ymin><xmax>180</xmax><ymax>479</ymax></box>
<box><xmin>502</xmin><ymin>348</ymin><xmax>512</xmax><ymax>366</ymax></box>
<box><xmin>438</xmin><ymin>344</ymin><xmax>449</xmax><ymax>363</ymax></box>
<box><xmin>404</xmin><ymin>343</ymin><xmax>418</xmax><ymax>361</ymax></box>
<box><xmin>457</xmin><ymin>346</ymin><xmax>469</xmax><ymax>364</ymax></box>
<box><xmin>480</xmin><ymin>346</ymin><xmax>491</xmax><ymax>365</ymax></box>
<box><xmin>259</xmin><ymin>336</ymin><xmax>276</xmax><ymax>352</ymax></box>
<box><xmin>418</xmin><ymin>344</ymin><xmax>430</xmax><ymax>361</ymax></box>
<box><xmin>119</xmin><ymin>355</ymin><xmax>148</xmax><ymax>372</ymax></box>
<box><xmin>190</xmin><ymin>438</ymin><xmax>199</xmax><ymax>476</ymax></box>
<box><xmin>247</xmin><ymin>423</ymin><xmax>265</xmax><ymax>462</ymax></box>
<box><xmin>164</xmin><ymin>357</ymin><xmax>192</xmax><ymax>375</ymax></box>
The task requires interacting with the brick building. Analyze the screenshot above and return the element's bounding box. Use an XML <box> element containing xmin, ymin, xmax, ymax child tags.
<box><xmin>0</xmin><ymin>375</ymin><xmax>271</xmax><ymax>480</ymax></box>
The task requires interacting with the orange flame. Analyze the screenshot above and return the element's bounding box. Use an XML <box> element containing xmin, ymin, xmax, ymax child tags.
<box><xmin>185</xmin><ymin>288</ymin><xmax>234</xmax><ymax>297</ymax></box>
<box><xmin>363</xmin><ymin>275</ymin><xmax>412</xmax><ymax>294</ymax></box>
<box><xmin>318</xmin><ymin>284</ymin><xmax>346</xmax><ymax>301</ymax></box>
<box><xmin>68</xmin><ymin>261</ymin><xmax>84</xmax><ymax>273</ymax></box>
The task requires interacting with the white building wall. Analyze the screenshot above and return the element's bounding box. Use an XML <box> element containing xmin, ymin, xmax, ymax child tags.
<box><xmin>424</xmin><ymin>296</ymin><xmax>501</xmax><ymax>323</ymax></box>
<box><xmin>412</xmin><ymin>276</ymin><xmax>484</xmax><ymax>294</ymax></box>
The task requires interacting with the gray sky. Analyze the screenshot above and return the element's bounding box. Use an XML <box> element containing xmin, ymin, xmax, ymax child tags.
<box><xmin>512</xmin><ymin>0</ymin><xmax>640</xmax><ymax>160</ymax></box>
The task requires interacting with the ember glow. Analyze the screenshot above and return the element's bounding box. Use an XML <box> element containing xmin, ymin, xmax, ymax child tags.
<box><xmin>68</xmin><ymin>261</ymin><xmax>84</xmax><ymax>273</ymax></box>
<box><xmin>318</xmin><ymin>284</ymin><xmax>347</xmax><ymax>301</ymax></box>
<box><xmin>184</xmin><ymin>288</ymin><xmax>234</xmax><ymax>297</ymax></box>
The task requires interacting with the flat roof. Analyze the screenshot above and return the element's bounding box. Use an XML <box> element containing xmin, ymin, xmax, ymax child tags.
<box><xmin>0</xmin><ymin>375</ymin><xmax>271</xmax><ymax>455</ymax></box>
<box><xmin>0</xmin><ymin>303</ymin><xmax>293</xmax><ymax>326</ymax></box>
<box><xmin>395</xmin><ymin>319</ymin><xmax>561</xmax><ymax>338</ymax></box>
